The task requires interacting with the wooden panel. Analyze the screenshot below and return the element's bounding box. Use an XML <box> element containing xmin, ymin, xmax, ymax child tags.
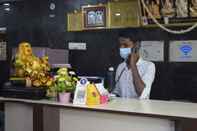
<box><xmin>67</xmin><ymin>11</ymin><xmax>83</xmax><ymax>31</ymax></box>
<box><xmin>33</xmin><ymin>105</ymin><xmax>43</xmax><ymax>131</ymax></box>
<box><xmin>175</xmin><ymin>119</ymin><xmax>197</xmax><ymax>131</ymax></box>
<box><xmin>60</xmin><ymin>108</ymin><xmax>175</xmax><ymax>131</ymax></box>
<box><xmin>5</xmin><ymin>103</ymin><xmax>33</xmax><ymax>131</ymax></box>
<box><xmin>43</xmin><ymin>106</ymin><xmax>60</xmax><ymax>131</ymax></box>
<box><xmin>108</xmin><ymin>0</ymin><xmax>141</xmax><ymax>28</ymax></box>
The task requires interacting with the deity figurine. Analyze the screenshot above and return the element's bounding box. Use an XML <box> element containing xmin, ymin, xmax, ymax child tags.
<box><xmin>14</xmin><ymin>42</ymin><xmax>53</xmax><ymax>87</ymax></box>
<box><xmin>87</xmin><ymin>11</ymin><xmax>96</xmax><ymax>25</ymax></box>
<box><xmin>147</xmin><ymin>0</ymin><xmax>161</xmax><ymax>18</ymax></box>
<box><xmin>176</xmin><ymin>0</ymin><xmax>188</xmax><ymax>18</ymax></box>
<box><xmin>161</xmin><ymin>0</ymin><xmax>175</xmax><ymax>17</ymax></box>
<box><xmin>95</xmin><ymin>11</ymin><xmax>104</xmax><ymax>25</ymax></box>
<box><xmin>190</xmin><ymin>0</ymin><xmax>197</xmax><ymax>17</ymax></box>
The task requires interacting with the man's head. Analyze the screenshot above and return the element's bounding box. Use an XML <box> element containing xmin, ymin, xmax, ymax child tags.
<box><xmin>118</xmin><ymin>30</ymin><xmax>140</xmax><ymax>59</ymax></box>
<box><xmin>18</xmin><ymin>42</ymin><xmax>32</xmax><ymax>56</ymax></box>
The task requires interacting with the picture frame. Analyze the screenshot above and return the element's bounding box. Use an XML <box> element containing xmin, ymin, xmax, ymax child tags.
<box><xmin>82</xmin><ymin>5</ymin><xmax>107</xmax><ymax>29</ymax></box>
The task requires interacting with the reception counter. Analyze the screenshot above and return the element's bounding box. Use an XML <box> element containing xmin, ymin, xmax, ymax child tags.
<box><xmin>1</xmin><ymin>97</ymin><xmax>197</xmax><ymax>131</ymax></box>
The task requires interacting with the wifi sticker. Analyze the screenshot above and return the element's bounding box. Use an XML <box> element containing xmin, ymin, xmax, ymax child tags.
<box><xmin>180</xmin><ymin>44</ymin><xmax>192</xmax><ymax>56</ymax></box>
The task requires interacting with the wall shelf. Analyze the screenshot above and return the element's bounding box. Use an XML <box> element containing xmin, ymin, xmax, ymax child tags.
<box><xmin>67</xmin><ymin>0</ymin><xmax>197</xmax><ymax>31</ymax></box>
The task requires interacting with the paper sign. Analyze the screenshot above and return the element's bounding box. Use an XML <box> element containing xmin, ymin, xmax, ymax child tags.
<box><xmin>68</xmin><ymin>42</ymin><xmax>87</xmax><ymax>50</ymax></box>
<box><xmin>140</xmin><ymin>41</ymin><xmax>164</xmax><ymax>61</ymax></box>
<box><xmin>170</xmin><ymin>40</ymin><xmax>197</xmax><ymax>62</ymax></box>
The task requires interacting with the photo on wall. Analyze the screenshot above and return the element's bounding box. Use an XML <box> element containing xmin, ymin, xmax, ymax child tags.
<box><xmin>82</xmin><ymin>5</ymin><xmax>107</xmax><ymax>29</ymax></box>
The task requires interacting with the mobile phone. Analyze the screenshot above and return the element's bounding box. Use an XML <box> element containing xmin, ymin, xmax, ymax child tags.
<box><xmin>132</xmin><ymin>47</ymin><xmax>136</xmax><ymax>53</ymax></box>
<box><xmin>132</xmin><ymin>46</ymin><xmax>138</xmax><ymax>54</ymax></box>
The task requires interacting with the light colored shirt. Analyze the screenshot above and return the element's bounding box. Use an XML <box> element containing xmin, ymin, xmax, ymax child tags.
<box><xmin>113</xmin><ymin>58</ymin><xmax>156</xmax><ymax>99</ymax></box>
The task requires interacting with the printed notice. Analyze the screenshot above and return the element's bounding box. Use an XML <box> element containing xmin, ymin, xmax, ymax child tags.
<box><xmin>170</xmin><ymin>40</ymin><xmax>197</xmax><ymax>62</ymax></box>
<box><xmin>140</xmin><ymin>41</ymin><xmax>164</xmax><ymax>61</ymax></box>
<box><xmin>68</xmin><ymin>42</ymin><xmax>87</xmax><ymax>50</ymax></box>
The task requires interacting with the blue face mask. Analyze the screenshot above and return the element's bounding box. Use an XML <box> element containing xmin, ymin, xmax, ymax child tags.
<box><xmin>119</xmin><ymin>48</ymin><xmax>132</xmax><ymax>60</ymax></box>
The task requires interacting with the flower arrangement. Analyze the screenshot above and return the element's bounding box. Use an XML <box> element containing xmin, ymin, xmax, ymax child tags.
<box><xmin>54</xmin><ymin>67</ymin><xmax>78</xmax><ymax>93</ymax></box>
<box><xmin>48</xmin><ymin>67</ymin><xmax>78</xmax><ymax>103</ymax></box>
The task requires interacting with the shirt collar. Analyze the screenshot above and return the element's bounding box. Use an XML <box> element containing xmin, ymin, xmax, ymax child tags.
<box><xmin>136</xmin><ymin>57</ymin><xmax>144</xmax><ymax>66</ymax></box>
<box><xmin>123</xmin><ymin>57</ymin><xmax>144</xmax><ymax>67</ymax></box>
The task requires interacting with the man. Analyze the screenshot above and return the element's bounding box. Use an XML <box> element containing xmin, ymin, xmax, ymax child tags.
<box><xmin>112</xmin><ymin>31</ymin><xmax>156</xmax><ymax>99</ymax></box>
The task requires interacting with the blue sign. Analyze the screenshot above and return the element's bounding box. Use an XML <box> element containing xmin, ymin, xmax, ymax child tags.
<box><xmin>180</xmin><ymin>44</ymin><xmax>192</xmax><ymax>56</ymax></box>
<box><xmin>80</xmin><ymin>78</ymin><xmax>87</xmax><ymax>85</ymax></box>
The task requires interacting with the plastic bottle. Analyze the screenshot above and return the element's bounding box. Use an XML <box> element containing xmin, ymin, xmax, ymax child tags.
<box><xmin>106</xmin><ymin>67</ymin><xmax>115</xmax><ymax>93</ymax></box>
<box><xmin>73</xmin><ymin>78</ymin><xmax>89</xmax><ymax>105</ymax></box>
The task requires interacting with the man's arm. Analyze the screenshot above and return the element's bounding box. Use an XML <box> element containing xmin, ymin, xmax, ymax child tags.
<box><xmin>130</xmin><ymin>64</ymin><xmax>145</xmax><ymax>96</ymax></box>
<box><xmin>128</xmin><ymin>53</ymin><xmax>156</xmax><ymax>98</ymax></box>
<box><xmin>139</xmin><ymin>63</ymin><xmax>155</xmax><ymax>99</ymax></box>
<box><xmin>128</xmin><ymin>53</ymin><xmax>145</xmax><ymax>96</ymax></box>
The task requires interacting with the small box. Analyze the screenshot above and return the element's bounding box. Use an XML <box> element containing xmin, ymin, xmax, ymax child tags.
<box><xmin>100</xmin><ymin>95</ymin><xmax>109</xmax><ymax>104</ymax></box>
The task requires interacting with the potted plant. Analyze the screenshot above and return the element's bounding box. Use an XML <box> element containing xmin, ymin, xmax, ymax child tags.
<box><xmin>54</xmin><ymin>68</ymin><xmax>78</xmax><ymax>103</ymax></box>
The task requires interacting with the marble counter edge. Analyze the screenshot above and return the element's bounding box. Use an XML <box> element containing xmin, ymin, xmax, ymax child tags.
<box><xmin>0</xmin><ymin>97</ymin><xmax>197</xmax><ymax>120</ymax></box>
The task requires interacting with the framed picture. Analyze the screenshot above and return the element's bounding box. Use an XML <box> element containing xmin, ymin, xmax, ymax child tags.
<box><xmin>82</xmin><ymin>5</ymin><xmax>107</xmax><ymax>29</ymax></box>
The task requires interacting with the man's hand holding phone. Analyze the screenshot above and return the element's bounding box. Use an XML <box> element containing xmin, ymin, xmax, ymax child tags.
<box><xmin>127</xmin><ymin>48</ymin><xmax>138</xmax><ymax>69</ymax></box>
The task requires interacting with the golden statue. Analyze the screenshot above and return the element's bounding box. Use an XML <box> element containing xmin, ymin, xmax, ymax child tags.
<box><xmin>161</xmin><ymin>0</ymin><xmax>175</xmax><ymax>17</ymax></box>
<box><xmin>190</xmin><ymin>0</ymin><xmax>197</xmax><ymax>17</ymax></box>
<box><xmin>147</xmin><ymin>0</ymin><xmax>161</xmax><ymax>18</ymax></box>
<box><xmin>14</xmin><ymin>42</ymin><xmax>53</xmax><ymax>87</ymax></box>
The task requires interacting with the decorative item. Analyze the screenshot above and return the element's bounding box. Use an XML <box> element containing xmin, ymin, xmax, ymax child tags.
<box><xmin>73</xmin><ymin>78</ymin><xmax>89</xmax><ymax>105</ymax></box>
<box><xmin>141</xmin><ymin>0</ymin><xmax>161</xmax><ymax>19</ymax></box>
<box><xmin>108</xmin><ymin>0</ymin><xmax>140</xmax><ymax>28</ymax></box>
<box><xmin>25</xmin><ymin>77</ymin><xmax>32</xmax><ymax>87</ymax></box>
<box><xmin>58</xmin><ymin>92</ymin><xmax>71</xmax><ymax>103</ymax></box>
<box><xmin>82</xmin><ymin>5</ymin><xmax>107</xmax><ymax>29</ymax></box>
<box><xmin>54</xmin><ymin>68</ymin><xmax>78</xmax><ymax>103</ymax></box>
<box><xmin>140</xmin><ymin>0</ymin><xmax>197</xmax><ymax>27</ymax></box>
<box><xmin>140</xmin><ymin>0</ymin><xmax>197</xmax><ymax>34</ymax></box>
<box><xmin>49</xmin><ymin>3</ymin><xmax>56</xmax><ymax>10</ymax></box>
<box><xmin>176</xmin><ymin>0</ymin><xmax>188</xmax><ymax>18</ymax></box>
<box><xmin>147</xmin><ymin>0</ymin><xmax>161</xmax><ymax>18</ymax></box>
<box><xmin>86</xmin><ymin>83</ymin><xmax>101</xmax><ymax>106</ymax></box>
<box><xmin>190</xmin><ymin>0</ymin><xmax>197</xmax><ymax>17</ymax></box>
<box><xmin>164</xmin><ymin>16</ymin><xmax>169</xmax><ymax>24</ymax></box>
<box><xmin>13</xmin><ymin>42</ymin><xmax>53</xmax><ymax>88</ymax></box>
<box><xmin>141</xmin><ymin>16</ymin><xmax>148</xmax><ymax>25</ymax></box>
<box><xmin>161</xmin><ymin>0</ymin><xmax>175</xmax><ymax>17</ymax></box>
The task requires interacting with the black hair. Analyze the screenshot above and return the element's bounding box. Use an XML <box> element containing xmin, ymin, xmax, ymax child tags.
<box><xmin>118</xmin><ymin>29</ymin><xmax>138</xmax><ymax>43</ymax></box>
